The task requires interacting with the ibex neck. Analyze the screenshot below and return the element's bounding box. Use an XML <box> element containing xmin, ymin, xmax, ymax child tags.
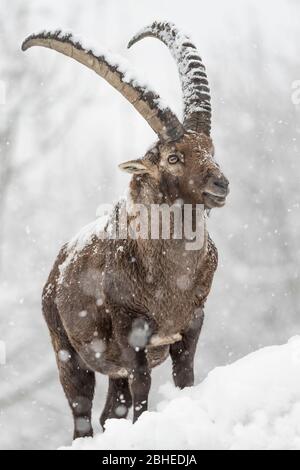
<box><xmin>127</xmin><ymin>177</ymin><xmax>208</xmax><ymax>255</ymax></box>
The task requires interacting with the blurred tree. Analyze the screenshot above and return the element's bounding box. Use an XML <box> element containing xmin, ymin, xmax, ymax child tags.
<box><xmin>0</xmin><ymin>1</ymin><xmax>82</xmax><ymax>274</ymax></box>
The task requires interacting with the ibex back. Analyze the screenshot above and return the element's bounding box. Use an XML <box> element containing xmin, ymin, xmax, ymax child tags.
<box><xmin>22</xmin><ymin>22</ymin><xmax>229</xmax><ymax>440</ymax></box>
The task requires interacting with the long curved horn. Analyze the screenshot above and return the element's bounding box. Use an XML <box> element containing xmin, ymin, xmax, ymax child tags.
<box><xmin>128</xmin><ymin>22</ymin><xmax>211</xmax><ymax>136</ymax></box>
<box><xmin>22</xmin><ymin>30</ymin><xmax>184</xmax><ymax>142</ymax></box>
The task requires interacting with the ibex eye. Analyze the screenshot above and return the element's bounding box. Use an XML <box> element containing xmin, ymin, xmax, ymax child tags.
<box><xmin>168</xmin><ymin>154</ymin><xmax>180</xmax><ymax>164</ymax></box>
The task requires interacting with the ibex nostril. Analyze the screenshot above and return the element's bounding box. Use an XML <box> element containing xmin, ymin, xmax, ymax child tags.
<box><xmin>212</xmin><ymin>177</ymin><xmax>229</xmax><ymax>192</ymax></box>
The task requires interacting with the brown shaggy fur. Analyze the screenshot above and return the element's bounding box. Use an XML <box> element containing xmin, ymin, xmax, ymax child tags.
<box><xmin>42</xmin><ymin>132</ymin><xmax>229</xmax><ymax>439</ymax></box>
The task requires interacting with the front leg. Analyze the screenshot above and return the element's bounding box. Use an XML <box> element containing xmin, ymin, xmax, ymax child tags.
<box><xmin>129</xmin><ymin>348</ymin><xmax>151</xmax><ymax>422</ymax></box>
<box><xmin>100</xmin><ymin>377</ymin><xmax>132</xmax><ymax>429</ymax></box>
<box><xmin>170</xmin><ymin>309</ymin><xmax>204</xmax><ymax>389</ymax></box>
<box><xmin>117</xmin><ymin>316</ymin><xmax>152</xmax><ymax>422</ymax></box>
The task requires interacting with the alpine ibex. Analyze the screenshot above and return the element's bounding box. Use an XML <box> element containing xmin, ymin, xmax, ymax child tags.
<box><xmin>22</xmin><ymin>21</ymin><xmax>229</xmax><ymax>440</ymax></box>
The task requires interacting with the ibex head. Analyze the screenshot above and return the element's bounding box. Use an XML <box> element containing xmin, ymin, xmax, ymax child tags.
<box><xmin>22</xmin><ymin>22</ymin><xmax>229</xmax><ymax>209</ymax></box>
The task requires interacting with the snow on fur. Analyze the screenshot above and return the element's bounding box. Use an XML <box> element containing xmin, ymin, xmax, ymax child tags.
<box><xmin>57</xmin><ymin>214</ymin><xmax>108</xmax><ymax>285</ymax></box>
<box><xmin>62</xmin><ymin>337</ymin><xmax>300</xmax><ymax>450</ymax></box>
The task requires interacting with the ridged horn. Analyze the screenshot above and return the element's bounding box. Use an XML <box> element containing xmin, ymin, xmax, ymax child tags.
<box><xmin>22</xmin><ymin>30</ymin><xmax>184</xmax><ymax>142</ymax></box>
<box><xmin>128</xmin><ymin>21</ymin><xmax>211</xmax><ymax>136</ymax></box>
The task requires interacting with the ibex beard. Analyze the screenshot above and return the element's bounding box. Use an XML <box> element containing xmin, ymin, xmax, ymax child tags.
<box><xmin>22</xmin><ymin>21</ymin><xmax>229</xmax><ymax>440</ymax></box>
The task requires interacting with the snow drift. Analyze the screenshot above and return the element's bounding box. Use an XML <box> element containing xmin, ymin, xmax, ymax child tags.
<box><xmin>62</xmin><ymin>337</ymin><xmax>300</xmax><ymax>450</ymax></box>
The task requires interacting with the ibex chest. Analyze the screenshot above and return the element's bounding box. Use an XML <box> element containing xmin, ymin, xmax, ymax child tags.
<box><xmin>134</xmin><ymin>241</ymin><xmax>210</xmax><ymax>335</ymax></box>
<box><xmin>103</xmin><ymin>236</ymin><xmax>217</xmax><ymax>335</ymax></box>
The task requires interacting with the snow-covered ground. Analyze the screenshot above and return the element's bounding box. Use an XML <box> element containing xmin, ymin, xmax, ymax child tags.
<box><xmin>63</xmin><ymin>337</ymin><xmax>300</xmax><ymax>451</ymax></box>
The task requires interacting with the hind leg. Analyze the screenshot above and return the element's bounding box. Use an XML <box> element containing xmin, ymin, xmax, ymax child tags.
<box><xmin>55</xmin><ymin>340</ymin><xmax>95</xmax><ymax>440</ymax></box>
<box><xmin>170</xmin><ymin>310</ymin><xmax>204</xmax><ymax>389</ymax></box>
<box><xmin>100</xmin><ymin>378</ymin><xmax>132</xmax><ymax>430</ymax></box>
<box><xmin>43</xmin><ymin>296</ymin><xmax>95</xmax><ymax>440</ymax></box>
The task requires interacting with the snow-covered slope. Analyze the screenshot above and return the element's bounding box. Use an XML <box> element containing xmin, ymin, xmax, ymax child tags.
<box><xmin>62</xmin><ymin>337</ymin><xmax>300</xmax><ymax>450</ymax></box>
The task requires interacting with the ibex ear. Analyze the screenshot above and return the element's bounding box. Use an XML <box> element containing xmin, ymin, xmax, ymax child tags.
<box><xmin>118</xmin><ymin>159</ymin><xmax>149</xmax><ymax>175</ymax></box>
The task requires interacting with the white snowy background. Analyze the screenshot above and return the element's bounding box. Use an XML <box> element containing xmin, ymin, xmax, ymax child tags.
<box><xmin>0</xmin><ymin>0</ymin><xmax>300</xmax><ymax>450</ymax></box>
